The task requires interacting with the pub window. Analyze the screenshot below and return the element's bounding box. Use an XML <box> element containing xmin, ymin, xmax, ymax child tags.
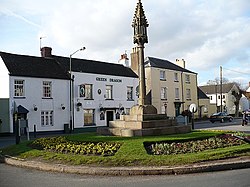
<box><xmin>43</xmin><ymin>81</ymin><xmax>52</xmax><ymax>98</ymax></box>
<box><xmin>41</xmin><ymin>111</ymin><xmax>53</xmax><ymax>126</ymax></box>
<box><xmin>85</xmin><ymin>84</ymin><xmax>93</xmax><ymax>99</ymax></box>
<box><xmin>106</xmin><ymin>85</ymin><xmax>113</xmax><ymax>99</ymax></box>
<box><xmin>127</xmin><ymin>86</ymin><xmax>133</xmax><ymax>100</ymax></box>
<box><xmin>14</xmin><ymin>80</ymin><xmax>25</xmax><ymax>97</ymax></box>
<box><xmin>84</xmin><ymin>109</ymin><xmax>95</xmax><ymax>126</ymax></box>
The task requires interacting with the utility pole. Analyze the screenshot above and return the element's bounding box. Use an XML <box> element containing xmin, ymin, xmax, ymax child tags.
<box><xmin>220</xmin><ymin>66</ymin><xmax>223</xmax><ymax>112</ymax></box>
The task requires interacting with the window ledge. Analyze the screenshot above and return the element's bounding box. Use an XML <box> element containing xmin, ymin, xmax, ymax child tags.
<box><xmin>84</xmin><ymin>98</ymin><xmax>94</xmax><ymax>100</ymax></box>
<box><xmin>14</xmin><ymin>97</ymin><xmax>26</xmax><ymax>99</ymax></box>
<box><xmin>42</xmin><ymin>97</ymin><xmax>53</xmax><ymax>99</ymax></box>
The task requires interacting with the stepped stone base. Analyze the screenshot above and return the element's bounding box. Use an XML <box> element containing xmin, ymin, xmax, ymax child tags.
<box><xmin>97</xmin><ymin>105</ymin><xmax>191</xmax><ymax>137</ymax></box>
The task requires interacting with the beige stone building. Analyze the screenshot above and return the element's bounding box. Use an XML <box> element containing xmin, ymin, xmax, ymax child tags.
<box><xmin>197</xmin><ymin>87</ymin><xmax>216</xmax><ymax>118</ymax></box>
<box><xmin>139</xmin><ymin>57</ymin><xmax>198</xmax><ymax>117</ymax></box>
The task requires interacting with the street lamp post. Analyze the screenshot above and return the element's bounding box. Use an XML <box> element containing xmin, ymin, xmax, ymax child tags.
<box><xmin>69</xmin><ymin>47</ymin><xmax>86</xmax><ymax>133</ymax></box>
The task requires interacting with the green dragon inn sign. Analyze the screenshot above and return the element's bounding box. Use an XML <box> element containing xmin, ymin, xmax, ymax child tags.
<box><xmin>96</xmin><ymin>77</ymin><xmax>122</xmax><ymax>83</ymax></box>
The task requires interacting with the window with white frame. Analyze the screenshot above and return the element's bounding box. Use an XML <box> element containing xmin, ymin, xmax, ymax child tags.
<box><xmin>185</xmin><ymin>74</ymin><xmax>190</xmax><ymax>83</ymax></box>
<box><xmin>160</xmin><ymin>70</ymin><xmax>166</xmax><ymax>80</ymax></box>
<box><xmin>84</xmin><ymin>109</ymin><xmax>95</xmax><ymax>126</ymax></box>
<box><xmin>14</xmin><ymin>80</ymin><xmax>25</xmax><ymax>97</ymax></box>
<box><xmin>106</xmin><ymin>85</ymin><xmax>113</xmax><ymax>99</ymax></box>
<box><xmin>186</xmin><ymin>88</ymin><xmax>191</xmax><ymax>100</ymax></box>
<box><xmin>161</xmin><ymin>87</ymin><xmax>167</xmax><ymax>100</ymax></box>
<box><xmin>175</xmin><ymin>88</ymin><xmax>180</xmax><ymax>100</ymax></box>
<box><xmin>174</xmin><ymin>72</ymin><xmax>179</xmax><ymax>82</ymax></box>
<box><xmin>41</xmin><ymin>111</ymin><xmax>53</xmax><ymax>126</ymax></box>
<box><xmin>127</xmin><ymin>86</ymin><xmax>133</xmax><ymax>100</ymax></box>
<box><xmin>84</xmin><ymin>84</ymin><xmax>93</xmax><ymax>99</ymax></box>
<box><xmin>43</xmin><ymin>81</ymin><xmax>52</xmax><ymax>98</ymax></box>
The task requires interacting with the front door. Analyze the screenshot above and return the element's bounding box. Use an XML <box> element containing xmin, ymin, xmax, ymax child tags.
<box><xmin>174</xmin><ymin>103</ymin><xmax>181</xmax><ymax>117</ymax></box>
<box><xmin>106</xmin><ymin>111</ymin><xmax>114</xmax><ymax>127</ymax></box>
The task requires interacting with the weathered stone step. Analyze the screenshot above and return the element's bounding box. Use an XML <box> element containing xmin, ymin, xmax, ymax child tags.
<box><xmin>109</xmin><ymin>120</ymin><xmax>177</xmax><ymax>129</ymax></box>
<box><xmin>120</xmin><ymin>114</ymin><xmax>170</xmax><ymax>122</ymax></box>
<box><xmin>97</xmin><ymin>125</ymin><xmax>191</xmax><ymax>137</ymax></box>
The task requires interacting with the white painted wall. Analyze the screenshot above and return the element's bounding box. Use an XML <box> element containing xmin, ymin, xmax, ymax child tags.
<box><xmin>9</xmin><ymin>76</ymin><xmax>70</xmax><ymax>133</ymax></box>
<box><xmin>72</xmin><ymin>72</ymin><xmax>138</xmax><ymax>128</ymax></box>
<box><xmin>0</xmin><ymin>57</ymin><xmax>9</xmax><ymax>98</ymax></box>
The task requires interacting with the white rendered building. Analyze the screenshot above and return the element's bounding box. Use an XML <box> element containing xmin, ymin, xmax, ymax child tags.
<box><xmin>0</xmin><ymin>47</ymin><xmax>138</xmax><ymax>134</ymax></box>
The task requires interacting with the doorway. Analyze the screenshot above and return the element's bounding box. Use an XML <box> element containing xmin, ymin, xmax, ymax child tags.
<box><xmin>106</xmin><ymin>111</ymin><xmax>114</xmax><ymax>127</ymax></box>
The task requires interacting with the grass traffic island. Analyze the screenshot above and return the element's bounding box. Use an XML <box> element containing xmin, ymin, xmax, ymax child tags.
<box><xmin>0</xmin><ymin>130</ymin><xmax>250</xmax><ymax>167</ymax></box>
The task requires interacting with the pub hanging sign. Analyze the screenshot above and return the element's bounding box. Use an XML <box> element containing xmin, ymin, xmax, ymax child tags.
<box><xmin>79</xmin><ymin>84</ymin><xmax>85</xmax><ymax>97</ymax></box>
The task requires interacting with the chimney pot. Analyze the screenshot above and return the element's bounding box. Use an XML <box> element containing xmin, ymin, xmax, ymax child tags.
<box><xmin>41</xmin><ymin>47</ymin><xmax>52</xmax><ymax>57</ymax></box>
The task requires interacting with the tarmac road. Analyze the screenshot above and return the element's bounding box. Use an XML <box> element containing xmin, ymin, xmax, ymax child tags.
<box><xmin>194</xmin><ymin>118</ymin><xmax>250</xmax><ymax>133</ymax></box>
<box><xmin>0</xmin><ymin>163</ymin><xmax>249</xmax><ymax>187</ymax></box>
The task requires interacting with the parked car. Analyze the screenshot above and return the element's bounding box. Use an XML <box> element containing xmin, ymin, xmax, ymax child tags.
<box><xmin>209</xmin><ymin>112</ymin><xmax>233</xmax><ymax>123</ymax></box>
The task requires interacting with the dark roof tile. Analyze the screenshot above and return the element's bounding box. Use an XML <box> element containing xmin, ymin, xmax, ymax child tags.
<box><xmin>52</xmin><ymin>55</ymin><xmax>138</xmax><ymax>78</ymax></box>
<box><xmin>0</xmin><ymin>52</ymin><xmax>69</xmax><ymax>80</ymax></box>
<box><xmin>197</xmin><ymin>87</ymin><xmax>209</xmax><ymax>99</ymax></box>
<box><xmin>0</xmin><ymin>52</ymin><xmax>138</xmax><ymax>79</ymax></box>
<box><xmin>199</xmin><ymin>83</ymin><xmax>237</xmax><ymax>94</ymax></box>
<box><xmin>145</xmin><ymin>57</ymin><xmax>197</xmax><ymax>74</ymax></box>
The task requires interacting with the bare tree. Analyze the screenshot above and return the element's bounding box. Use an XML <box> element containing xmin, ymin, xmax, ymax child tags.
<box><xmin>207</xmin><ymin>77</ymin><xmax>229</xmax><ymax>85</ymax></box>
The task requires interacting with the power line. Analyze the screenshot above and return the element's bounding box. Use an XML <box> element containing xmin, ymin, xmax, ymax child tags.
<box><xmin>223</xmin><ymin>67</ymin><xmax>249</xmax><ymax>75</ymax></box>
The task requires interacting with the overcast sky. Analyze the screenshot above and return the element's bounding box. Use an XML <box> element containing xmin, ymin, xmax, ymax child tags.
<box><xmin>0</xmin><ymin>0</ymin><xmax>250</xmax><ymax>98</ymax></box>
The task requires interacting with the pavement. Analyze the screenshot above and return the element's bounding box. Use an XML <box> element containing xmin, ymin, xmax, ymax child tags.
<box><xmin>0</xmin><ymin>126</ymin><xmax>250</xmax><ymax>176</ymax></box>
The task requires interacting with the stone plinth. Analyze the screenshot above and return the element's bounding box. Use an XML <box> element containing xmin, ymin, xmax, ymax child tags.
<box><xmin>97</xmin><ymin>105</ymin><xmax>191</xmax><ymax>137</ymax></box>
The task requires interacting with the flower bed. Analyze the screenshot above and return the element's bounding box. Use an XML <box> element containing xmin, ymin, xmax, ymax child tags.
<box><xmin>29</xmin><ymin>136</ymin><xmax>121</xmax><ymax>156</ymax></box>
<box><xmin>145</xmin><ymin>134</ymin><xmax>246</xmax><ymax>155</ymax></box>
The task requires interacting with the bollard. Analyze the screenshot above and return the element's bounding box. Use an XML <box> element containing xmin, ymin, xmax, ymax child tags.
<box><xmin>34</xmin><ymin>124</ymin><xmax>36</xmax><ymax>138</ymax></box>
<box><xmin>15</xmin><ymin>121</ymin><xmax>20</xmax><ymax>144</ymax></box>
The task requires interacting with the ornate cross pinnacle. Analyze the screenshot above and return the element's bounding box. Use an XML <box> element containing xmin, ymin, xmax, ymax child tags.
<box><xmin>132</xmin><ymin>0</ymin><xmax>149</xmax><ymax>46</ymax></box>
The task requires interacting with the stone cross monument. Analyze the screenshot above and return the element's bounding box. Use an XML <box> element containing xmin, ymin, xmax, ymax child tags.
<box><xmin>97</xmin><ymin>0</ymin><xmax>191</xmax><ymax>136</ymax></box>
<box><xmin>132</xmin><ymin>0</ymin><xmax>148</xmax><ymax>106</ymax></box>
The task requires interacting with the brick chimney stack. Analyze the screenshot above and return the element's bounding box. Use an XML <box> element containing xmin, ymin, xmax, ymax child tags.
<box><xmin>41</xmin><ymin>47</ymin><xmax>52</xmax><ymax>57</ymax></box>
<box><xmin>118</xmin><ymin>52</ymin><xmax>130</xmax><ymax>67</ymax></box>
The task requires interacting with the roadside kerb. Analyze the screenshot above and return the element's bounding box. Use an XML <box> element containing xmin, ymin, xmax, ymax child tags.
<box><xmin>1</xmin><ymin>155</ymin><xmax>250</xmax><ymax>176</ymax></box>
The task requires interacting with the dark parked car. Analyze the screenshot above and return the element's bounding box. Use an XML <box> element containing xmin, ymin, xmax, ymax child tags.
<box><xmin>209</xmin><ymin>112</ymin><xmax>233</xmax><ymax>123</ymax></box>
